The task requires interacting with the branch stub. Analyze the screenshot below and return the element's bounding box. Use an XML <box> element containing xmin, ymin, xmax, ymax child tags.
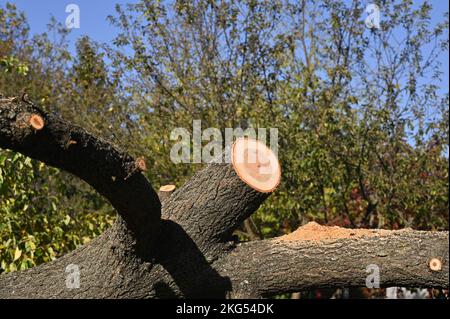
<box><xmin>29</xmin><ymin>114</ymin><xmax>44</xmax><ymax>130</ymax></box>
<box><xmin>159</xmin><ymin>184</ymin><xmax>176</xmax><ymax>192</ymax></box>
<box><xmin>429</xmin><ymin>258</ymin><xmax>442</xmax><ymax>271</ymax></box>
<box><xmin>135</xmin><ymin>156</ymin><xmax>147</xmax><ymax>172</ymax></box>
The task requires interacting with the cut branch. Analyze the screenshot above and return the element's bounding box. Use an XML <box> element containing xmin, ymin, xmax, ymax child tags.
<box><xmin>158</xmin><ymin>184</ymin><xmax>176</xmax><ymax>201</ymax></box>
<box><xmin>0</xmin><ymin>98</ymin><xmax>161</xmax><ymax>247</ymax></box>
<box><xmin>28</xmin><ymin>114</ymin><xmax>44</xmax><ymax>130</ymax></box>
<box><xmin>162</xmin><ymin>138</ymin><xmax>281</xmax><ymax>258</ymax></box>
<box><xmin>216</xmin><ymin>222</ymin><xmax>449</xmax><ymax>298</ymax></box>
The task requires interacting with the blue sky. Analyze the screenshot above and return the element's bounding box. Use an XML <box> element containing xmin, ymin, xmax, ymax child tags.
<box><xmin>1</xmin><ymin>0</ymin><xmax>137</xmax><ymax>49</ymax></box>
<box><xmin>1</xmin><ymin>0</ymin><xmax>448</xmax><ymax>93</ymax></box>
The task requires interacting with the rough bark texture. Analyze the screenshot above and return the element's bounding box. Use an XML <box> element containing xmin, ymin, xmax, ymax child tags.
<box><xmin>0</xmin><ymin>97</ymin><xmax>448</xmax><ymax>299</ymax></box>
<box><xmin>217</xmin><ymin>229</ymin><xmax>449</xmax><ymax>298</ymax></box>
<box><xmin>162</xmin><ymin>162</ymin><xmax>270</xmax><ymax>259</ymax></box>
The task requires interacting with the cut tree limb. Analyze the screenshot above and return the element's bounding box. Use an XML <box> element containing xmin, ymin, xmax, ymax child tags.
<box><xmin>162</xmin><ymin>137</ymin><xmax>281</xmax><ymax>259</ymax></box>
<box><xmin>216</xmin><ymin>223</ymin><xmax>449</xmax><ymax>298</ymax></box>
<box><xmin>0</xmin><ymin>98</ymin><xmax>161</xmax><ymax>250</ymax></box>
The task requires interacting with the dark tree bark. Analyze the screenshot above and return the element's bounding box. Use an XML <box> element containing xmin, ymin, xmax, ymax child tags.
<box><xmin>0</xmin><ymin>97</ymin><xmax>448</xmax><ymax>299</ymax></box>
<box><xmin>216</xmin><ymin>229</ymin><xmax>449</xmax><ymax>298</ymax></box>
<box><xmin>161</xmin><ymin>161</ymin><xmax>271</xmax><ymax>259</ymax></box>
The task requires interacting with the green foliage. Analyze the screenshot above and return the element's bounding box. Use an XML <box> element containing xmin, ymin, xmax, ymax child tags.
<box><xmin>0</xmin><ymin>5</ymin><xmax>116</xmax><ymax>274</ymax></box>
<box><xmin>106</xmin><ymin>0</ymin><xmax>449</xmax><ymax>235</ymax></box>
<box><xmin>0</xmin><ymin>56</ymin><xmax>28</xmax><ymax>75</ymax></box>
<box><xmin>0</xmin><ymin>151</ymin><xmax>115</xmax><ymax>274</ymax></box>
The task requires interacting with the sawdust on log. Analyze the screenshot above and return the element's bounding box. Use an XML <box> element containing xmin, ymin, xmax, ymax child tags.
<box><xmin>277</xmin><ymin>222</ymin><xmax>392</xmax><ymax>242</ymax></box>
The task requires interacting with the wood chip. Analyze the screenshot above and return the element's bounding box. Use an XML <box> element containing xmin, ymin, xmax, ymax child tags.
<box><xmin>277</xmin><ymin>222</ymin><xmax>389</xmax><ymax>242</ymax></box>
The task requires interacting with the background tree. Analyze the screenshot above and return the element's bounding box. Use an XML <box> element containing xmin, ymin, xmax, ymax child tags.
<box><xmin>106</xmin><ymin>0</ymin><xmax>449</xmax><ymax>236</ymax></box>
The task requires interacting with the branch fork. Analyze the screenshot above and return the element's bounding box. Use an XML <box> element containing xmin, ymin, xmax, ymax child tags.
<box><xmin>0</xmin><ymin>97</ymin><xmax>447</xmax><ymax>299</ymax></box>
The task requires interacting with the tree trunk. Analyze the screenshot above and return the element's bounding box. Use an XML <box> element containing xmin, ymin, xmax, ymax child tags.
<box><xmin>0</xmin><ymin>97</ymin><xmax>448</xmax><ymax>299</ymax></box>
